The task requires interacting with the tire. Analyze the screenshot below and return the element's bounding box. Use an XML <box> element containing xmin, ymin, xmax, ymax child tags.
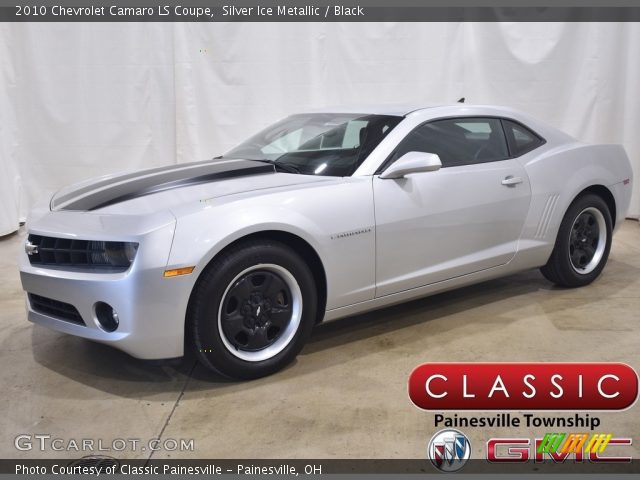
<box><xmin>187</xmin><ymin>239</ymin><xmax>317</xmax><ymax>379</ymax></box>
<box><xmin>540</xmin><ymin>193</ymin><xmax>612</xmax><ymax>288</ymax></box>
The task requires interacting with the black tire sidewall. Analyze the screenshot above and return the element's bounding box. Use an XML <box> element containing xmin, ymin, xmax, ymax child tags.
<box><xmin>552</xmin><ymin>194</ymin><xmax>613</xmax><ymax>286</ymax></box>
<box><xmin>189</xmin><ymin>241</ymin><xmax>317</xmax><ymax>379</ymax></box>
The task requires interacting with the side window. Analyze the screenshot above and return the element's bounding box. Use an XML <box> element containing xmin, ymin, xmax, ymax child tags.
<box><xmin>503</xmin><ymin>119</ymin><xmax>544</xmax><ymax>156</ymax></box>
<box><xmin>391</xmin><ymin>117</ymin><xmax>509</xmax><ymax>168</ymax></box>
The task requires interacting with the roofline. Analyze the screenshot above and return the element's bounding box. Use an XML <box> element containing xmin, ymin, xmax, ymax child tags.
<box><xmin>300</xmin><ymin>104</ymin><xmax>448</xmax><ymax>116</ymax></box>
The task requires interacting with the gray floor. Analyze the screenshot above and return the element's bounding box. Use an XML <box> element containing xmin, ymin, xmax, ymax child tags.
<box><xmin>1</xmin><ymin>221</ymin><xmax>639</xmax><ymax>460</ymax></box>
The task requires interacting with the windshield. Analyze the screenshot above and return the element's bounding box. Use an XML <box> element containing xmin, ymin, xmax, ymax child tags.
<box><xmin>222</xmin><ymin>113</ymin><xmax>402</xmax><ymax>176</ymax></box>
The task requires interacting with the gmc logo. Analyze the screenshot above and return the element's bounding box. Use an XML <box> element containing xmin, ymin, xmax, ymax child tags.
<box><xmin>487</xmin><ymin>437</ymin><xmax>633</xmax><ymax>463</ymax></box>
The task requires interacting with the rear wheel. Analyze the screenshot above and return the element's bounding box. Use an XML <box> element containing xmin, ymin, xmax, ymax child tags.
<box><xmin>187</xmin><ymin>240</ymin><xmax>317</xmax><ymax>379</ymax></box>
<box><xmin>540</xmin><ymin>193</ymin><xmax>612</xmax><ymax>287</ymax></box>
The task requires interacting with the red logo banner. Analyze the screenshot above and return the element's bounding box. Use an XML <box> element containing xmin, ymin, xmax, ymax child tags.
<box><xmin>409</xmin><ymin>363</ymin><xmax>638</xmax><ymax>410</ymax></box>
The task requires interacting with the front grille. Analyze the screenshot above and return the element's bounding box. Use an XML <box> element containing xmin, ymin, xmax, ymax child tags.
<box><xmin>28</xmin><ymin>294</ymin><xmax>85</xmax><ymax>325</ymax></box>
<box><xmin>26</xmin><ymin>234</ymin><xmax>137</xmax><ymax>271</ymax></box>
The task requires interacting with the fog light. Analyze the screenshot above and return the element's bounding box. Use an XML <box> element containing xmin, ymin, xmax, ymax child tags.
<box><xmin>95</xmin><ymin>302</ymin><xmax>119</xmax><ymax>332</ymax></box>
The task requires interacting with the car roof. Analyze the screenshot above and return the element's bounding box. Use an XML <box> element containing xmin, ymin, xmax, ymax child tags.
<box><xmin>303</xmin><ymin>104</ymin><xmax>448</xmax><ymax>116</ymax></box>
<box><xmin>300</xmin><ymin>104</ymin><xmax>574</xmax><ymax>145</ymax></box>
<box><xmin>302</xmin><ymin>103</ymin><xmax>541</xmax><ymax>117</ymax></box>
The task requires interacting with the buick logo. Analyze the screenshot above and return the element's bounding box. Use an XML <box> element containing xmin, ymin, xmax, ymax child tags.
<box><xmin>25</xmin><ymin>241</ymin><xmax>38</xmax><ymax>256</ymax></box>
<box><xmin>427</xmin><ymin>428</ymin><xmax>471</xmax><ymax>472</ymax></box>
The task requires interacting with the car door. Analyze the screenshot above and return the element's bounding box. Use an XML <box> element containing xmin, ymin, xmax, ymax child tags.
<box><xmin>373</xmin><ymin>117</ymin><xmax>532</xmax><ymax>297</ymax></box>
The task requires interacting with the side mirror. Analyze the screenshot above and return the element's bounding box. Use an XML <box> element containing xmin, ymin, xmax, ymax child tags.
<box><xmin>379</xmin><ymin>152</ymin><xmax>442</xmax><ymax>179</ymax></box>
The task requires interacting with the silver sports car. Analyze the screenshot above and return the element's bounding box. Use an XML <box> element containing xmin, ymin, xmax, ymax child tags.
<box><xmin>19</xmin><ymin>104</ymin><xmax>633</xmax><ymax>378</ymax></box>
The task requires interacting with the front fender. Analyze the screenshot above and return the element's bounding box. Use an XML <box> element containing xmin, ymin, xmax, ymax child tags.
<box><xmin>166</xmin><ymin>177</ymin><xmax>376</xmax><ymax>311</ymax></box>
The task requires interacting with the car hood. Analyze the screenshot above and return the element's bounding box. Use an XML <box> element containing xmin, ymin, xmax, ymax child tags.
<box><xmin>50</xmin><ymin>159</ymin><xmax>336</xmax><ymax>215</ymax></box>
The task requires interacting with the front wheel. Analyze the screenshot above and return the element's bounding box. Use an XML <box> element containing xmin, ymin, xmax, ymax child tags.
<box><xmin>187</xmin><ymin>240</ymin><xmax>317</xmax><ymax>379</ymax></box>
<box><xmin>540</xmin><ymin>193</ymin><xmax>612</xmax><ymax>288</ymax></box>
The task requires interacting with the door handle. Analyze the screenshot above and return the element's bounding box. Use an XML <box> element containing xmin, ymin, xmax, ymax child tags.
<box><xmin>501</xmin><ymin>175</ymin><xmax>523</xmax><ymax>186</ymax></box>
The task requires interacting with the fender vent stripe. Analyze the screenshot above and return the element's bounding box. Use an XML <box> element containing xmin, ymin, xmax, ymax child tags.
<box><xmin>535</xmin><ymin>194</ymin><xmax>559</xmax><ymax>239</ymax></box>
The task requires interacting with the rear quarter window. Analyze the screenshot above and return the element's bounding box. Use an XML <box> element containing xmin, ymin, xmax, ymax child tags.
<box><xmin>503</xmin><ymin>119</ymin><xmax>545</xmax><ymax>156</ymax></box>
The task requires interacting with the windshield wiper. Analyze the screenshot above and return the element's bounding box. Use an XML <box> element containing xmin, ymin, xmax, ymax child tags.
<box><xmin>249</xmin><ymin>159</ymin><xmax>300</xmax><ymax>174</ymax></box>
<box><xmin>214</xmin><ymin>156</ymin><xmax>301</xmax><ymax>174</ymax></box>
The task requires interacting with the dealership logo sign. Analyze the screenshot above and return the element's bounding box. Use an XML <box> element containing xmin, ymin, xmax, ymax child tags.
<box><xmin>487</xmin><ymin>435</ymin><xmax>632</xmax><ymax>463</ymax></box>
<box><xmin>427</xmin><ymin>429</ymin><xmax>471</xmax><ymax>472</ymax></box>
<box><xmin>408</xmin><ymin>363</ymin><xmax>639</xmax><ymax>410</ymax></box>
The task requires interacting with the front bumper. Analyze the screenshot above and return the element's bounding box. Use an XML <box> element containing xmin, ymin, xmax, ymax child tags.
<box><xmin>19</xmin><ymin>210</ymin><xmax>194</xmax><ymax>360</ymax></box>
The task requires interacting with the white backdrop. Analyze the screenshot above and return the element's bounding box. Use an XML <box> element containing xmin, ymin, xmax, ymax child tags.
<box><xmin>1</xmin><ymin>22</ymin><xmax>639</xmax><ymax>235</ymax></box>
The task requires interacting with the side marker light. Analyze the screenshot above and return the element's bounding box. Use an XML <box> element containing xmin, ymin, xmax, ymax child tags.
<box><xmin>163</xmin><ymin>266</ymin><xmax>195</xmax><ymax>277</ymax></box>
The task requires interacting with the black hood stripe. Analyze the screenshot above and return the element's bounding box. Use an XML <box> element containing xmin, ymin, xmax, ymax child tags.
<box><xmin>54</xmin><ymin>160</ymin><xmax>275</xmax><ymax>211</ymax></box>
<box><xmin>52</xmin><ymin>158</ymin><xmax>223</xmax><ymax>208</ymax></box>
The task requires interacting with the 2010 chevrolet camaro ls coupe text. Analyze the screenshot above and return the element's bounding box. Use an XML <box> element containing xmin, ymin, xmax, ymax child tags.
<box><xmin>20</xmin><ymin>104</ymin><xmax>633</xmax><ymax>378</ymax></box>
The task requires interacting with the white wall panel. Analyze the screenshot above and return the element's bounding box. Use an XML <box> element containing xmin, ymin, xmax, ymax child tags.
<box><xmin>1</xmin><ymin>22</ymin><xmax>638</xmax><ymax>235</ymax></box>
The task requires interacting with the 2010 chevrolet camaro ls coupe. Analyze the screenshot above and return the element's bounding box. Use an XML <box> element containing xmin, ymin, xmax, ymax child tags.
<box><xmin>20</xmin><ymin>104</ymin><xmax>633</xmax><ymax>378</ymax></box>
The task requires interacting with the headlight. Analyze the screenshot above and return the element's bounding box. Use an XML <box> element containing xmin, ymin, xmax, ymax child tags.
<box><xmin>90</xmin><ymin>241</ymin><xmax>139</xmax><ymax>268</ymax></box>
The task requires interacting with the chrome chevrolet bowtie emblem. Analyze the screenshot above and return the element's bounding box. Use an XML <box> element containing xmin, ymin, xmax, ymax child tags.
<box><xmin>25</xmin><ymin>241</ymin><xmax>38</xmax><ymax>256</ymax></box>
